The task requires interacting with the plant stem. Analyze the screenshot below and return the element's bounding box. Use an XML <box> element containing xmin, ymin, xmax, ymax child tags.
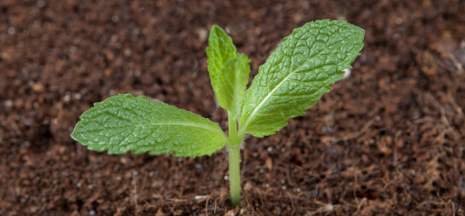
<box><xmin>228</xmin><ymin>115</ymin><xmax>242</xmax><ymax>207</ymax></box>
<box><xmin>228</xmin><ymin>115</ymin><xmax>238</xmax><ymax>147</ymax></box>
<box><xmin>228</xmin><ymin>145</ymin><xmax>241</xmax><ymax>207</ymax></box>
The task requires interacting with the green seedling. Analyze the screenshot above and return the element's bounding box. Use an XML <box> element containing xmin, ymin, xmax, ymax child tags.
<box><xmin>71</xmin><ymin>20</ymin><xmax>365</xmax><ymax>207</ymax></box>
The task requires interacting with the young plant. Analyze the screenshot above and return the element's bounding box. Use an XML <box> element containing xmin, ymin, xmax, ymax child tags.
<box><xmin>71</xmin><ymin>20</ymin><xmax>365</xmax><ymax>207</ymax></box>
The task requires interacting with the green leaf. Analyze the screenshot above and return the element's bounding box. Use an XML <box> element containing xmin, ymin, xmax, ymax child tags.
<box><xmin>216</xmin><ymin>54</ymin><xmax>251</xmax><ymax>118</ymax></box>
<box><xmin>206</xmin><ymin>25</ymin><xmax>251</xmax><ymax>118</ymax></box>
<box><xmin>71</xmin><ymin>94</ymin><xmax>227</xmax><ymax>157</ymax></box>
<box><xmin>239</xmin><ymin>20</ymin><xmax>365</xmax><ymax>138</ymax></box>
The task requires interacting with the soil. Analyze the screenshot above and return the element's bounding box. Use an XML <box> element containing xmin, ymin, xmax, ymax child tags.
<box><xmin>1</xmin><ymin>0</ymin><xmax>465</xmax><ymax>215</ymax></box>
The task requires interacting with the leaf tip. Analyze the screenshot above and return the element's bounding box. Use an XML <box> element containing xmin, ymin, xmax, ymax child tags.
<box><xmin>210</xmin><ymin>24</ymin><xmax>224</xmax><ymax>35</ymax></box>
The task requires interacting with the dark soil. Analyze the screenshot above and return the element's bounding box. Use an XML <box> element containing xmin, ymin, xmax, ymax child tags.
<box><xmin>1</xmin><ymin>0</ymin><xmax>465</xmax><ymax>215</ymax></box>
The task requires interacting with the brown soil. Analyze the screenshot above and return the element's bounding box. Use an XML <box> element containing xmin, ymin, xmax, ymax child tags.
<box><xmin>1</xmin><ymin>0</ymin><xmax>465</xmax><ymax>215</ymax></box>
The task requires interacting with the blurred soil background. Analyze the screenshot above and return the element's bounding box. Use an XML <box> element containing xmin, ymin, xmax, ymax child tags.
<box><xmin>1</xmin><ymin>0</ymin><xmax>465</xmax><ymax>215</ymax></box>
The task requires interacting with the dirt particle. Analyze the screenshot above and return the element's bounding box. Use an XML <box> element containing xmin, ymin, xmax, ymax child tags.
<box><xmin>32</xmin><ymin>83</ymin><xmax>45</xmax><ymax>93</ymax></box>
<box><xmin>120</xmin><ymin>157</ymin><xmax>128</xmax><ymax>165</ymax></box>
<box><xmin>293</xmin><ymin>14</ymin><xmax>303</xmax><ymax>23</ymax></box>
<box><xmin>14</xmin><ymin>99</ymin><xmax>24</xmax><ymax>109</ymax></box>
<box><xmin>123</xmin><ymin>48</ymin><xmax>132</xmax><ymax>57</ymax></box>
<box><xmin>224</xmin><ymin>210</ymin><xmax>235</xmax><ymax>216</ymax></box>
<box><xmin>343</xmin><ymin>68</ymin><xmax>352</xmax><ymax>79</ymax></box>
<box><xmin>362</xmin><ymin>154</ymin><xmax>370</xmax><ymax>164</ymax></box>
<box><xmin>265</xmin><ymin>157</ymin><xmax>272</xmax><ymax>170</ymax></box>
<box><xmin>244</xmin><ymin>181</ymin><xmax>252</xmax><ymax>191</ymax></box>
<box><xmin>63</xmin><ymin>95</ymin><xmax>71</xmax><ymax>102</ymax></box>
<box><xmin>4</xmin><ymin>100</ymin><xmax>13</xmax><ymax>108</ymax></box>
<box><xmin>7</xmin><ymin>27</ymin><xmax>15</xmax><ymax>35</ymax></box>
<box><xmin>37</xmin><ymin>0</ymin><xmax>45</xmax><ymax>7</ymax></box>
<box><xmin>155</xmin><ymin>209</ymin><xmax>165</xmax><ymax>216</ymax></box>
<box><xmin>69</xmin><ymin>46</ymin><xmax>77</xmax><ymax>54</ymax></box>
<box><xmin>111</xmin><ymin>15</ymin><xmax>119</xmax><ymax>23</ymax></box>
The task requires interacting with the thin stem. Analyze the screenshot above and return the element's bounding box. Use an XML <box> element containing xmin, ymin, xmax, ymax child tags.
<box><xmin>228</xmin><ymin>115</ymin><xmax>238</xmax><ymax>146</ymax></box>
<box><xmin>228</xmin><ymin>114</ymin><xmax>242</xmax><ymax>207</ymax></box>
<box><xmin>228</xmin><ymin>145</ymin><xmax>241</xmax><ymax>207</ymax></box>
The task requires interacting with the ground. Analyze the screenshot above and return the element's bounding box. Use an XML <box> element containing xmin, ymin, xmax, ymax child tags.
<box><xmin>1</xmin><ymin>0</ymin><xmax>465</xmax><ymax>215</ymax></box>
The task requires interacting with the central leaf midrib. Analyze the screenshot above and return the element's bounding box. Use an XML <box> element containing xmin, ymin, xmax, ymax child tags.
<box><xmin>239</xmin><ymin>67</ymin><xmax>295</xmax><ymax>134</ymax></box>
<box><xmin>86</xmin><ymin>104</ymin><xmax>227</xmax><ymax>138</ymax></box>
<box><xmin>240</xmin><ymin>24</ymin><xmax>344</xmax><ymax>135</ymax></box>
<box><xmin>84</xmin><ymin>119</ymin><xmax>225</xmax><ymax>138</ymax></box>
<box><xmin>240</xmin><ymin>45</ymin><xmax>318</xmax><ymax>133</ymax></box>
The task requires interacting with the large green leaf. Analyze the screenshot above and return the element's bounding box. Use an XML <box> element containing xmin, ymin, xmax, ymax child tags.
<box><xmin>71</xmin><ymin>94</ymin><xmax>227</xmax><ymax>157</ymax></box>
<box><xmin>206</xmin><ymin>25</ymin><xmax>251</xmax><ymax>118</ymax></box>
<box><xmin>239</xmin><ymin>20</ymin><xmax>365</xmax><ymax>138</ymax></box>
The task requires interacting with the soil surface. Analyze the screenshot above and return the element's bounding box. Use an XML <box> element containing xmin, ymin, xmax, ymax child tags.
<box><xmin>1</xmin><ymin>0</ymin><xmax>465</xmax><ymax>215</ymax></box>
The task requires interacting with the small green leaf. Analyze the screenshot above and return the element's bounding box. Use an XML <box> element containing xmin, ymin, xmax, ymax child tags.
<box><xmin>71</xmin><ymin>94</ymin><xmax>227</xmax><ymax>157</ymax></box>
<box><xmin>206</xmin><ymin>25</ymin><xmax>251</xmax><ymax>118</ymax></box>
<box><xmin>216</xmin><ymin>54</ymin><xmax>251</xmax><ymax>118</ymax></box>
<box><xmin>240</xmin><ymin>20</ymin><xmax>365</xmax><ymax>138</ymax></box>
<box><xmin>207</xmin><ymin>25</ymin><xmax>237</xmax><ymax>73</ymax></box>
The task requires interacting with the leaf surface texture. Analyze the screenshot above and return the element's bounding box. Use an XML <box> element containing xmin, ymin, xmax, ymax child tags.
<box><xmin>206</xmin><ymin>25</ymin><xmax>250</xmax><ymax>118</ymax></box>
<box><xmin>71</xmin><ymin>94</ymin><xmax>227</xmax><ymax>157</ymax></box>
<box><xmin>240</xmin><ymin>20</ymin><xmax>365</xmax><ymax>137</ymax></box>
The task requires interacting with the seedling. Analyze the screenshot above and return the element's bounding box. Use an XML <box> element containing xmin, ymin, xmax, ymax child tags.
<box><xmin>71</xmin><ymin>20</ymin><xmax>364</xmax><ymax>207</ymax></box>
